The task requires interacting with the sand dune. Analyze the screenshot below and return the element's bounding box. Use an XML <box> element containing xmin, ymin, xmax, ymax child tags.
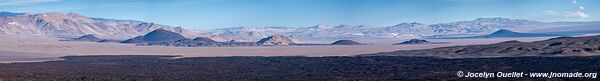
<box><xmin>0</xmin><ymin>35</ymin><xmax>555</xmax><ymax>63</ymax></box>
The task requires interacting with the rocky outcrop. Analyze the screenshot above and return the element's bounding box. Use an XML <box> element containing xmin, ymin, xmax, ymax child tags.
<box><xmin>256</xmin><ymin>34</ymin><xmax>296</xmax><ymax>46</ymax></box>
<box><xmin>331</xmin><ymin>40</ymin><xmax>363</xmax><ymax>45</ymax></box>
<box><xmin>362</xmin><ymin>35</ymin><xmax>600</xmax><ymax>58</ymax></box>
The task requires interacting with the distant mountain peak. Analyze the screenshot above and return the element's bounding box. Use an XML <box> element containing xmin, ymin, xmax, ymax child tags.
<box><xmin>0</xmin><ymin>12</ymin><xmax>26</xmax><ymax>16</ymax></box>
<box><xmin>311</xmin><ymin>24</ymin><xmax>334</xmax><ymax>30</ymax></box>
<box><xmin>122</xmin><ymin>28</ymin><xmax>187</xmax><ymax>43</ymax></box>
<box><xmin>79</xmin><ymin>34</ymin><xmax>99</xmax><ymax>39</ymax></box>
<box><xmin>41</xmin><ymin>12</ymin><xmax>64</xmax><ymax>16</ymax></box>
<box><xmin>408</xmin><ymin>22</ymin><xmax>424</xmax><ymax>24</ymax></box>
<box><xmin>491</xmin><ymin>29</ymin><xmax>517</xmax><ymax>34</ymax></box>
<box><xmin>66</xmin><ymin>12</ymin><xmax>78</xmax><ymax>15</ymax></box>
<box><xmin>395</xmin><ymin>39</ymin><xmax>430</xmax><ymax>45</ymax></box>
<box><xmin>357</xmin><ymin>25</ymin><xmax>371</xmax><ymax>27</ymax></box>
<box><xmin>66</xmin><ymin>12</ymin><xmax>88</xmax><ymax>18</ymax></box>
<box><xmin>68</xmin><ymin>34</ymin><xmax>101</xmax><ymax>42</ymax></box>
<box><xmin>312</xmin><ymin>24</ymin><xmax>329</xmax><ymax>27</ymax></box>
<box><xmin>336</xmin><ymin>25</ymin><xmax>353</xmax><ymax>27</ymax></box>
<box><xmin>331</xmin><ymin>40</ymin><xmax>363</xmax><ymax>45</ymax></box>
<box><xmin>472</xmin><ymin>17</ymin><xmax>535</xmax><ymax>23</ymax></box>
<box><xmin>473</xmin><ymin>17</ymin><xmax>513</xmax><ymax>21</ymax></box>
<box><xmin>193</xmin><ymin>37</ymin><xmax>218</xmax><ymax>43</ymax></box>
<box><xmin>144</xmin><ymin>29</ymin><xmax>181</xmax><ymax>37</ymax></box>
<box><xmin>256</xmin><ymin>34</ymin><xmax>296</xmax><ymax>46</ymax></box>
<box><xmin>314</xmin><ymin>24</ymin><xmax>330</xmax><ymax>27</ymax></box>
<box><xmin>395</xmin><ymin>22</ymin><xmax>426</xmax><ymax>26</ymax></box>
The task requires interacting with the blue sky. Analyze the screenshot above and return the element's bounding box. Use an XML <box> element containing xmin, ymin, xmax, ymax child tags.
<box><xmin>0</xmin><ymin>0</ymin><xmax>598</xmax><ymax>29</ymax></box>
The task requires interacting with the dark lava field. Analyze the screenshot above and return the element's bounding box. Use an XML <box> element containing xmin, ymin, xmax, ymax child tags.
<box><xmin>0</xmin><ymin>55</ymin><xmax>598</xmax><ymax>81</ymax></box>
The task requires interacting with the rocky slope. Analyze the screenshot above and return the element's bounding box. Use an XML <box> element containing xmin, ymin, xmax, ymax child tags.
<box><xmin>362</xmin><ymin>35</ymin><xmax>600</xmax><ymax>58</ymax></box>
<box><xmin>0</xmin><ymin>12</ymin><xmax>198</xmax><ymax>39</ymax></box>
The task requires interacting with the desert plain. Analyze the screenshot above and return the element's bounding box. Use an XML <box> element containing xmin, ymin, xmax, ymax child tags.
<box><xmin>0</xmin><ymin>35</ymin><xmax>556</xmax><ymax>63</ymax></box>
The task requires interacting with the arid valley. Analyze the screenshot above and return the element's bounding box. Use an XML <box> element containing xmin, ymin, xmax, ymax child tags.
<box><xmin>2</xmin><ymin>0</ymin><xmax>600</xmax><ymax>80</ymax></box>
<box><xmin>0</xmin><ymin>35</ymin><xmax>556</xmax><ymax>63</ymax></box>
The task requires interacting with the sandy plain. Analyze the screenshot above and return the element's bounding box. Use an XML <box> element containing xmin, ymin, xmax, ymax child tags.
<box><xmin>0</xmin><ymin>35</ymin><xmax>556</xmax><ymax>63</ymax></box>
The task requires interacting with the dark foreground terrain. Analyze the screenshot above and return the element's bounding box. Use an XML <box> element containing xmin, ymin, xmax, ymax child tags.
<box><xmin>365</xmin><ymin>35</ymin><xmax>600</xmax><ymax>58</ymax></box>
<box><xmin>0</xmin><ymin>55</ymin><xmax>599</xmax><ymax>81</ymax></box>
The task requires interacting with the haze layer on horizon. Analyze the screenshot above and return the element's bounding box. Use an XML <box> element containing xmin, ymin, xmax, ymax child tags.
<box><xmin>0</xmin><ymin>0</ymin><xmax>598</xmax><ymax>29</ymax></box>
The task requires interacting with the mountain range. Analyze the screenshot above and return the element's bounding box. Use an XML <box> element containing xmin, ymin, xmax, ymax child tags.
<box><xmin>1</xmin><ymin>11</ymin><xmax>599</xmax><ymax>41</ymax></box>
<box><xmin>201</xmin><ymin>18</ymin><xmax>598</xmax><ymax>41</ymax></box>
<box><xmin>0</xmin><ymin>12</ymin><xmax>197</xmax><ymax>39</ymax></box>
<box><xmin>125</xmin><ymin>29</ymin><xmax>365</xmax><ymax>47</ymax></box>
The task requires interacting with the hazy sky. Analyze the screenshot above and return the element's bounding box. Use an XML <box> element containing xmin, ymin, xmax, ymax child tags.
<box><xmin>0</xmin><ymin>0</ymin><xmax>598</xmax><ymax>29</ymax></box>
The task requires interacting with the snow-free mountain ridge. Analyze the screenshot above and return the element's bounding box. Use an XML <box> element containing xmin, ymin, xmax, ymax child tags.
<box><xmin>202</xmin><ymin>18</ymin><xmax>591</xmax><ymax>41</ymax></box>
<box><xmin>1</xmin><ymin>12</ymin><xmax>598</xmax><ymax>41</ymax></box>
<box><xmin>0</xmin><ymin>12</ymin><xmax>198</xmax><ymax>39</ymax></box>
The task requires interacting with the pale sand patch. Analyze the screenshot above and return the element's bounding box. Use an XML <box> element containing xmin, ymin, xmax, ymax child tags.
<box><xmin>0</xmin><ymin>35</ymin><xmax>556</xmax><ymax>63</ymax></box>
<box><xmin>0</xmin><ymin>50</ymin><xmax>63</xmax><ymax>63</ymax></box>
